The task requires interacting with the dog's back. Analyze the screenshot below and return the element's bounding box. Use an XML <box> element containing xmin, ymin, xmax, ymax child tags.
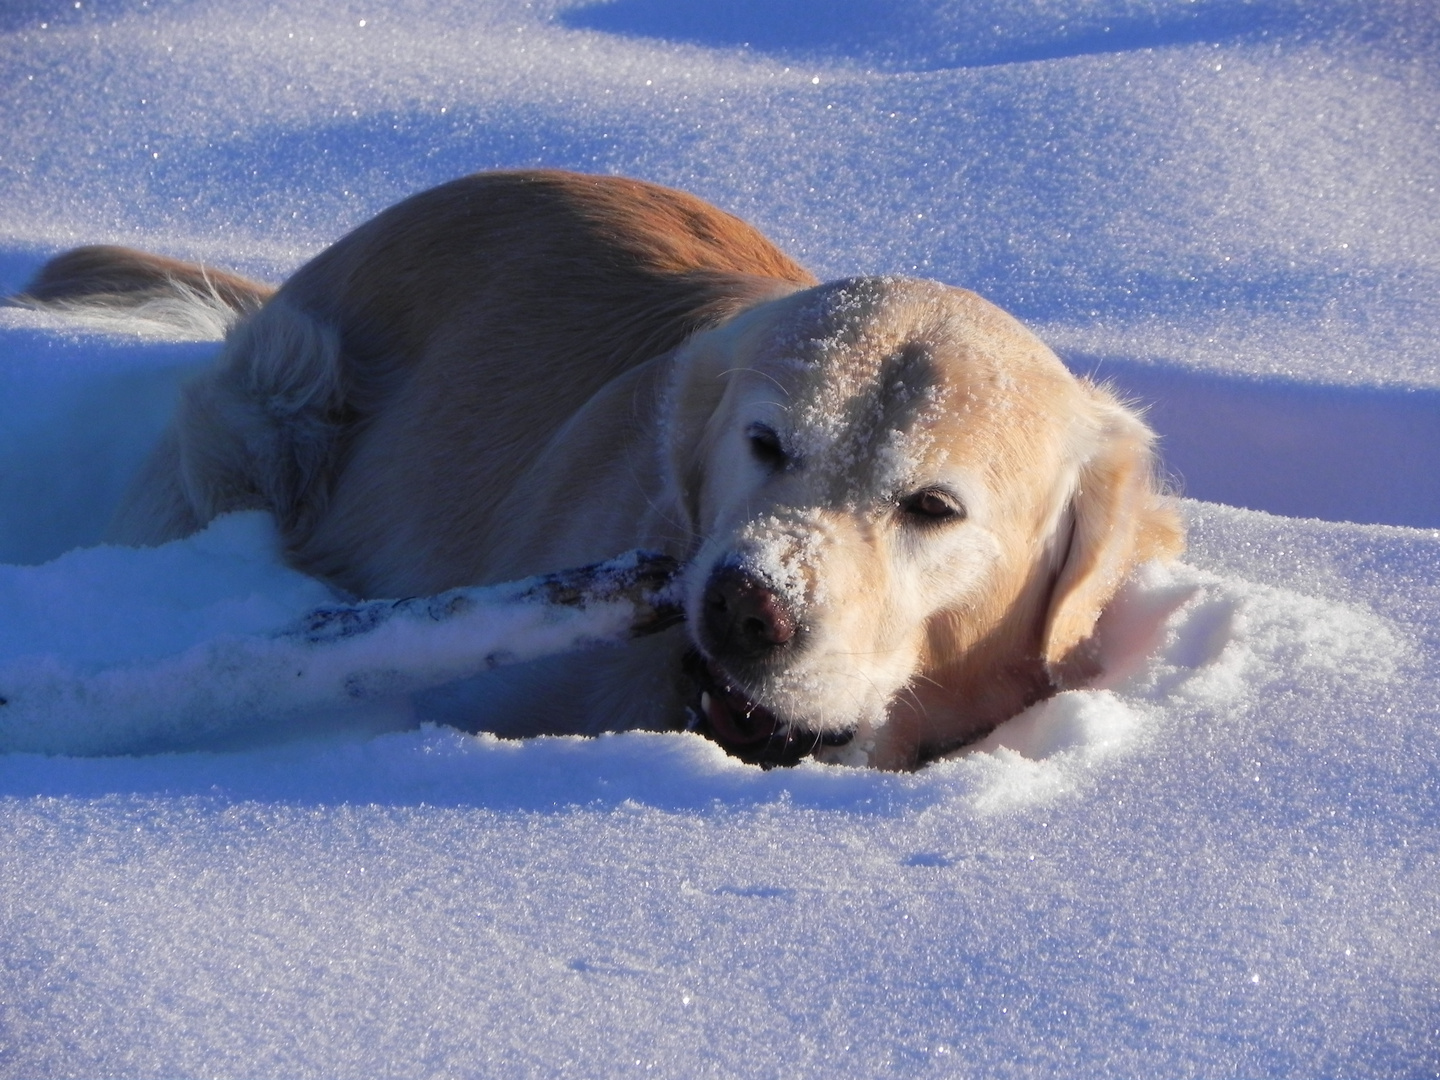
<box><xmin>273</xmin><ymin>172</ymin><xmax>817</xmax><ymax>591</ymax></box>
<box><xmin>19</xmin><ymin>171</ymin><xmax>817</xmax><ymax>593</ymax></box>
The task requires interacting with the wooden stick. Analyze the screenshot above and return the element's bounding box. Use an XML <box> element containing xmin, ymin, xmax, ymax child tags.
<box><xmin>0</xmin><ymin>550</ymin><xmax>684</xmax><ymax>755</ymax></box>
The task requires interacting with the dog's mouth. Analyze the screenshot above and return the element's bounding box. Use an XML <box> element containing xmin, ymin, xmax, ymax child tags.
<box><xmin>680</xmin><ymin>650</ymin><xmax>852</xmax><ymax>768</ymax></box>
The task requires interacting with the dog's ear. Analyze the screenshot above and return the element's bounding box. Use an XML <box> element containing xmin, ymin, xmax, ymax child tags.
<box><xmin>1041</xmin><ymin>387</ymin><xmax>1183</xmax><ymax>684</ymax></box>
<box><xmin>660</xmin><ymin>333</ymin><xmax>736</xmax><ymax>534</ymax></box>
<box><xmin>660</xmin><ymin>284</ymin><xmax>812</xmax><ymax>534</ymax></box>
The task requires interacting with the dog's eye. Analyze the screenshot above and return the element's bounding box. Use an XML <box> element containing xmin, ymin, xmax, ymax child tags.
<box><xmin>747</xmin><ymin>423</ymin><xmax>787</xmax><ymax>471</ymax></box>
<box><xmin>900</xmin><ymin>489</ymin><xmax>965</xmax><ymax>524</ymax></box>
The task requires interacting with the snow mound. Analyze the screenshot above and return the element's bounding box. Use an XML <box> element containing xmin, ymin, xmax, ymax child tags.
<box><xmin>963</xmin><ymin>556</ymin><xmax>1408</xmax><ymax>811</ymax></box>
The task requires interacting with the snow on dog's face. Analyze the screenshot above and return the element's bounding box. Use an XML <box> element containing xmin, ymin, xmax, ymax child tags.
<box><xmin>665</xmin><ymin>277</ymin><xmax>1180</xmax><ymax>770</ymax></box>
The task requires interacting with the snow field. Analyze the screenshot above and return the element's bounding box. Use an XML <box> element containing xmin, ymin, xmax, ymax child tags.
<box><xmin>1</xmin><ymin>0</ymin><xmax>1437</xmax><ymax>1075</ymax></box>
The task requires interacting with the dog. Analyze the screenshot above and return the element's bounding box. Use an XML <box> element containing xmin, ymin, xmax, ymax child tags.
<box><xmin>18</xmin><ymin>170</ymin><xmax>1182</xmax><ymax>769</ymax></box>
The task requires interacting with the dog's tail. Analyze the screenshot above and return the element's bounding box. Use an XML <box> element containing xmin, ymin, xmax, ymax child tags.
<box><xmin>12</xmin><ymin>244</ymin><xmax>276</xmax><ymax>339</ymax></box>
<box><xmin>15</xmin><ymin>245</ymin><xmax>335</xmax><ymax>551</ymax></box>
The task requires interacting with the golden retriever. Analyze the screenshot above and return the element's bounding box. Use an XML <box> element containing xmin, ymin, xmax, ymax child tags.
<box><xmin>19</xmin><ymin>170</ymin><xmax>1182</xmax><ymax>769</ymax></box>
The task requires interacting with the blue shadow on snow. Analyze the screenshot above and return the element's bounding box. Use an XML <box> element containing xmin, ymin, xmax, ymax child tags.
<box><xmin>561</xmin><ymin>0</ymin><xmax>1409</xmax><ymax>71</ymax></box>
<box><xmin>1069</xmin><ymin>356</ymin><xmax>1440</xmax><ymax>529</ymax></box>
<box><xmin>0</xmin><ymin>727</ymin><xmax>951</xmax><ymax>816</ymax></box>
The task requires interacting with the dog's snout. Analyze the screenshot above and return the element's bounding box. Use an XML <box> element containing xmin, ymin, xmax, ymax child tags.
<box><xmin>702</xmin><ymin>566</ymin><xmax>797</xmax><ymax>660</ymax></box>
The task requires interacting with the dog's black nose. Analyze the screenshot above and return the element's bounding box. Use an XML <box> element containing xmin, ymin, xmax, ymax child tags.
<box><xmin>701</xmin><ymin>566</ymin><xmax>796</xmax><ymax>660</ymax></box>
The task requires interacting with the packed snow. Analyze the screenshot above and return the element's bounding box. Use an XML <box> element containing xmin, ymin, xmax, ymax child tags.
<box><xmin>1</xmin><ymin>0</ymin><xmax>1437</xmax><ymax>1076</ymax></box>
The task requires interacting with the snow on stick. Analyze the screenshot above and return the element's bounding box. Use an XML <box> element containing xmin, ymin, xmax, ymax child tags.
<box><xmin>0</xmin><ymin>550</ymin><xmax>684</xmax><ymax>756</ymax></box>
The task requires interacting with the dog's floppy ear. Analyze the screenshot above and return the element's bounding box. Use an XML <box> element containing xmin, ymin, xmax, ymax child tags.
<box><xmin>1042</xmin><ymin>387</ymin><xmax>1183</xmax><ymax>684</ymax></box>
<box><xmin>660</xmin><ymin>332</ymin><xmax>737</xmax><ymax>534</ymax></box>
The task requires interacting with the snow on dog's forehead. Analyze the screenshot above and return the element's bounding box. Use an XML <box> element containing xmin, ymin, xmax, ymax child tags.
<box><xmin>743</xmin><ymin>276</ymin><xmax>1075</xmax><ymax>500</ymax></box>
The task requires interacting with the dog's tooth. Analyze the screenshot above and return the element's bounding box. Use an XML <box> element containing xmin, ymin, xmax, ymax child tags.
<box><xmin>700</xmin><ymin>691</ymin><xmax>713</xmax><ymax>717</ymax></box>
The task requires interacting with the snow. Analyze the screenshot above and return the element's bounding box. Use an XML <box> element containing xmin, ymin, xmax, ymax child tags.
<box><xmin>1</xmin><ymin>0</ymin><xmax>1438</xmax><ymax>1076</ymax></box>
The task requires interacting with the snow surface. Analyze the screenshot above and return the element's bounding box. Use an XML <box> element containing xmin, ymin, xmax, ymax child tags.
<box><xmin>1</xmin><ymin>0</ymin><xmax>1438</xmax><ymax>1076</ymax></box>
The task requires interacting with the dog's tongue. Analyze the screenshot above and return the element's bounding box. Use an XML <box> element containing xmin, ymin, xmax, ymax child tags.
<box><xmin>701</xmin><ymin>678</ymin><xmax>784</xmax><ymax>748</ymax></box>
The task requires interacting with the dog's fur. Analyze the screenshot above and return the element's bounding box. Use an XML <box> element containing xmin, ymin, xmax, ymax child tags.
<box><xmin>18</xmin><ymin>170</ymin><xmax>1182</xmax><ymax>769</ymax></box>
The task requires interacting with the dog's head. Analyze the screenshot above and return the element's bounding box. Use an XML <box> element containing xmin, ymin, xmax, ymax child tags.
<box><xmin>662</xmin><ymin>277</ymin><xmax>1181</xmax><ymax>769</ymax></box>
